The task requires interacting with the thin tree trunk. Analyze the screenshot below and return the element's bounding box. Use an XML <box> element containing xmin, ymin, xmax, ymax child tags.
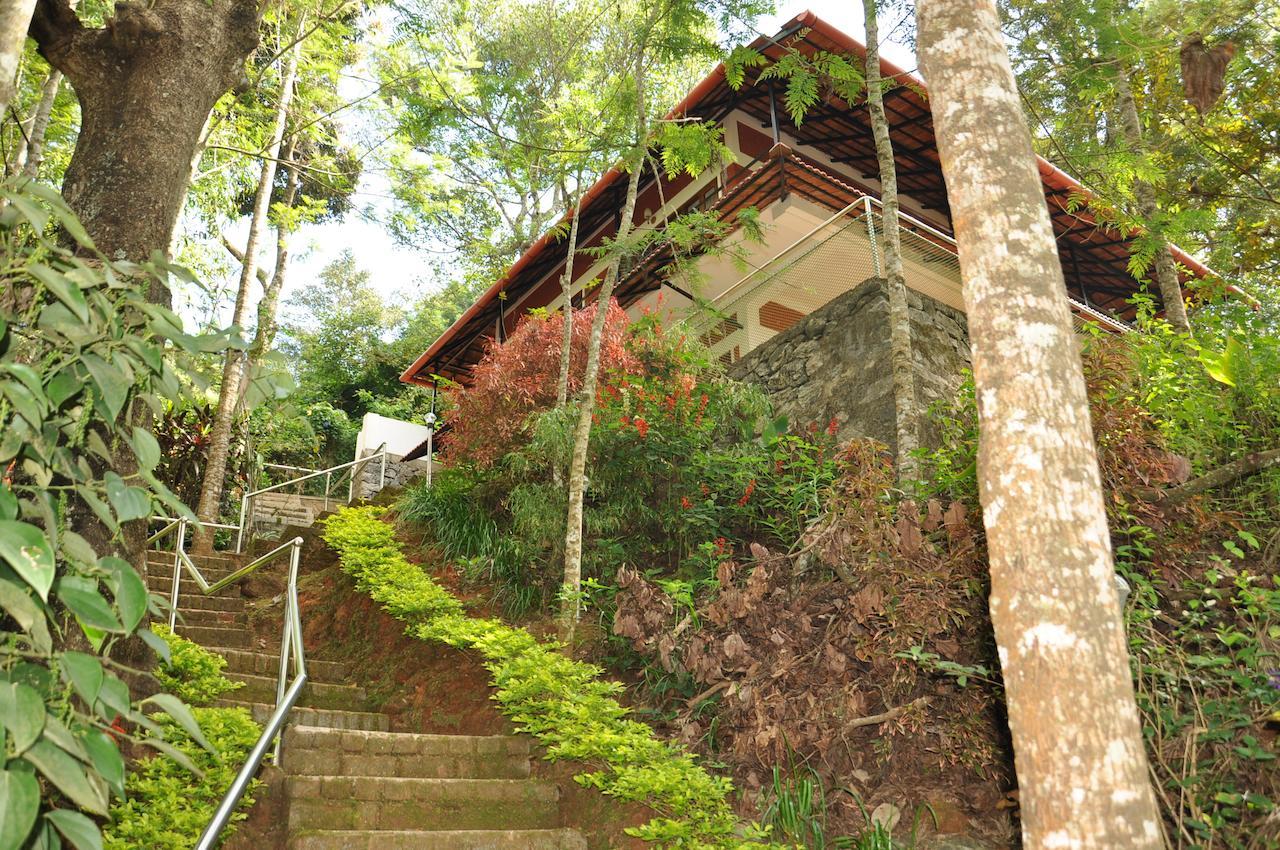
<box><xmin>1114</xmin><ymin>65</ymin><xmax>1191</xmax><ymax>333</ymax></box>
<box><xmin>18</xmin><ymin>65</ymin><xmax>59</xmax><ymax>178</ymax></box>
<box><xmin>0</xmin><ymin>0</ymin><xmax>38</xmax><ymax>115</ymax></box>
<box><xmin>917</xmin><ymin>2</ymin><xmax>1163</xmax><ymax>848</ymax></box>
<box><xmin>244</xmin><ymin>147</ymin><xmax>299</xmax><ymax>380</ymax></box>
<box><xmin>556</xmin><ymin>173</ymin><xmax>585</xmax><ymax>407</ymax></box>
<box><xmin>561</xmin><ymin>57</ymin><xmax>647</xmax><ymax>636</ymax></box>
<box><xmin>194</xmin><ymin>21</ymin><xmax>302</xmax><ymax>544</ymax></box>
<box><xmin>863</xmin><ymin>0</ymin><xmax>918</xmax><ymax>480</ymax></box>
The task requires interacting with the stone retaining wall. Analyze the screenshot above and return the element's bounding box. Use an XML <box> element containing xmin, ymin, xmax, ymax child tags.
<box><xmin>727</xmin><ymin>277</ymin><xmax>971</xmax><ymax>451</ymax></box>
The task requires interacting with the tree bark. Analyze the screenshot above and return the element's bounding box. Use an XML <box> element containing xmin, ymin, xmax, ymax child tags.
<box><xmin>917</xmin><ymin>2</ymin><xmax>1163</xmax><ymax>848</ymax></box>
<box><xmin>862</xmin><ymin>0</ymin><xmax>918</xmax><ymax>481</ymax></box>
<box><xmin>30</xmin><ymin>0</ymin><xmax>260</xmax><ymax>270</ymax></box>
<box><xmin>561</xmin><ymin>56</ymin><xmax>646</xmax><ymax>636</ymax></box>
<box><xmin>0</xmin><ymin>0</ymin><xmax>38</xmax><ymax>115</ymax></box>
<box><xmin>244</xmin><ymin>147</ymin><xmax>298</xmax><ymax>373</ymax></box>
<box><xmin>194</xmin><ymin>17</ymin><xmax>301</xmax><ymax>542</ymax></box>
<box><xmin>555</xmin><ymin>176</ymin><xmax>584</xmax><ymax>407</ymax></box>
<box><xmin>17</xmin><ymin>64</ymin><xmax>59</xmax><ymax>178</ymax></box>
<box><xmin>1133</xmin><ymin>447</ymin><xmax>1280</xmax><ymax>506</ymax></box>
<box><xmin>1113</xmin><ymin>64</ymin><xmax>1191</xmax><ymax>333</ymax></box>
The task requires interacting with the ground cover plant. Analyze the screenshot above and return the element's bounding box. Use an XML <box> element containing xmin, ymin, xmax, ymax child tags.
<box><xmin>103</xmin><ymin>628</ymin><xmax>261</xmax><ymax>850</ymax></box>
<box><xmin>321</xmin><ymin>504</ymin><xmax>785</xmax><ymax>849</ymax></box>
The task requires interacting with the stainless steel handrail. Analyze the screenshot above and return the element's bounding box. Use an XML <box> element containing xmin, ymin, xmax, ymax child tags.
<box><xmin>235</xmin><ymin>446</ymin><xmax>387</xmax><ymax>553</ymax></box>
<box><xmin>150</xmin><ymin>518</ymin><xmax>309</xmax><ymax>850</ymax></box>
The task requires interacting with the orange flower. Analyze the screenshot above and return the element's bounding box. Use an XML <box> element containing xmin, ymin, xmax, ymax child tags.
<box><xmin>737</xmin><ymin>478</ymin><xmax>757</xmax><ymax>506</ymax></box>
<box><xmin>635</xmin><ymin>417</ymin><xmax>650</xmax><ymax>437</ymax></box>
<box><xmin>681</xmin><ymin>496</ymin><xmax>692</xmax><ymax>510</ymax></box>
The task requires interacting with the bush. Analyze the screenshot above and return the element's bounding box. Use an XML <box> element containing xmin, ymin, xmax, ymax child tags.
<box><xmin>403</xmin><ymin>312</ymin><xmax>839</xmax><ymax>617</ymax></box>
<box><xmin>444</xmin><ymin>299</ymin><xmax>637</xmax><ymax>466</ymax></box>
<box><xmin>103</xmin><ymin>707</ymin><xmax>262</xmax><ymax>850</ymax></box>
<box><xmin>322</xmin><ymin>506</ymin><xmax>783</xmax><ymax>849</ymax></box>
<box><xmin>152</xmin><ymin>625</ymin><xmax>244</xmax><ymax>706</ymax></box>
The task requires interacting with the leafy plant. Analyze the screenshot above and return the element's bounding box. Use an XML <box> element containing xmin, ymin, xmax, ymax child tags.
<box><xmin>151</xmin><ymin>625</ymin><xmax>244</xmax><ymax>706</ymax></box>
<box><xmin>0</xmin><ymin>179</ymin><xmax>232</xmax><ymax>849</ymax></box>
<box><xmin>322</xmin><ymin>505</ymin><xmax>785</xmax><ymax>849</ymax></box>
<box><xmin>102</xmin><ymin>707</ymin><xmax>261</xmax><ymax>850</ymax></box>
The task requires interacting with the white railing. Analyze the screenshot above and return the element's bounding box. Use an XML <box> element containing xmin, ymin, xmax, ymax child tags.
<box><xmin>146</xmin><ymin>517</ymin><xmax>308</xmax><ymax>849</ymax></box>
<box><xmin>693</xmin><ymin>193</ymin><xmax>1132</xmax><ymax>362</ymax></box>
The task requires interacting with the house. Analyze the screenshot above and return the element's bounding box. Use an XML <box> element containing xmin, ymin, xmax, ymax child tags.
<box><xmin>400</xmin><ymin>11</ymin><xmax>1212</xmax><ymax>447</ymax></box>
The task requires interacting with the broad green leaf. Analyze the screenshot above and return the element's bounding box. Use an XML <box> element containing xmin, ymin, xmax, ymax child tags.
<box><xmin>0</xmin><ymin>768</ymin><xmax>40</xmax><ymax>850</ymax></box>
<box><xmin>44</xmin><ymin>810</ymin><xmax>101</xmax><ymax>850</ymax></box>
<box><xmin>137</xmin><ymin>737</ymin><xmax>202</xmax><ymax>775</ymax></box>
<box><xmin>0</xmin><ymin>578</ymin><xmax>51</xmax><ymax>653</ymax></box>
<box><xmin>22</xmin><ymin>741</ymin><xmax>109</xmax><ymax>815</ymax></box>
<box><xmin>103</xmin><ymin>473</ymin><xmax>150</xmax><ymax>523</ymax></box>
<box><xmin>60</xmin><ymin>653</ymin><xmax>103</xmax><ymax>706</ymax></box>
<box><xmin>79</xmin><ymin>730</ymin><xmax>124</xmax><ymax>797</ymax></box>
<box><xmin>0</xmin><ymin>682</ymin><xmax>45</xmax><ymax>754</ymax></box>
<box><xmin>137</xmin><ymin>628</ymin><xmax>171</xmax><ymax>664</ymax></box>
<box><xmin>58</xmin><ymin>533</ymin><xmax>97</xmax><ymax>569</ymax></box>
<box><xmin>145</xmin><ymin>693</ymin><xmax>214</xmax><ymax>754</ymax></box>
<box><xmin>103</xmin><ymin>557</ymin><xmax>146</xmax><ymax>633</ymax></box>
<box><xmin>0</xmin><ymin>484</ymin><xmax>16</xmax><ymax>520</ymax></box>
<box><xmin>0</xmin><ymin>521</ymin><xmax>55</xmax><ymax>601</ymax></box>
<box><xmin>128</xmin><ymin>426</ymin><xmax>160</xmax><ymax>471</ymax></box>
<box><xmin>93</xmin><ymin>677</ymin><xmax>131</xmax><ymax>723</ymax></box>
<box><xmin>80</xmin><ymin>354</ymin><xmax>128</xmax><ymax>422</ymax></box>
<box><xmin>29</xmin><ymin>265</ymin><xmax>89</xmax><ymax>323</ymax></box>
<box><xmin>40</xmin><ymin>716</ymin><xmax>85</xmax><ymax>763</ymax></box>
<box><xmin>54</xmin><ymin>577</ymin><xmax>122</xmax><ymax>633</ymax></box>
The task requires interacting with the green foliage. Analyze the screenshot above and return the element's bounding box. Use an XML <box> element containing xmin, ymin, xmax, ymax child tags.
<box><xmin>151</xmin><ymin>626</ymin><xmax>243</xmax><ymax>706</ymax></box>
<box><xmin>102</xmin><ymin>707</ymin><xmax>261</xmax><ymax>850</ymax></box>
<box><xmin>322</xmin><ymin>506</ymin><xmax>783</xmax><ymax>849</ymax></box>
<box><xmin>0</xmin><ymin>179</ymin><xmax>237</xmax><ymax>850</ymax></box>
<box><xmin>401</xmin><ymin>313</ymin><xmax>839</xmax><ymax>618</ymax></box>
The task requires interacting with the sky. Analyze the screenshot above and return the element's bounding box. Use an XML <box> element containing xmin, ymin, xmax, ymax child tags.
<box><xmin>218</xmin><ymin>1</ymin><xmax>918</xmax><ymax>322</ymax></box>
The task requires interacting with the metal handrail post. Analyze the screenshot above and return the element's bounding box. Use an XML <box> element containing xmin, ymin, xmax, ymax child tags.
<box><xmin>168</xmin><ymin>518</ymin><xmax>186</xmax><ymax>631</ymax></box>
<box><xmin>273</xmin><ymin>538</ymin><xmax>303</xmax><ymax>762</ymax></box>
<box><xmin>379</xmin><ymin>453</ymin><xmax>386</xmax><ymax>491</ymax></box>
<box><xmin>324</xmin><ymin>471</ymin><xmax>332</xmax><ymax>512</ymax></box>
<box><xmin>235</xmin><ymin>495</ymin><xmax>249</xmax><ymax>555</ymax></box>
<box><xmin>864</xmin><ymin>195</ymin><xmax>882</xmax><ymax>277</ymax></box>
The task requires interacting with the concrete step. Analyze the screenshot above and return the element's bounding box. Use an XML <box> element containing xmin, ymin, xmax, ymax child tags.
<box><xmin>285</xmin><ymin>777</ymin><xmax>561</xmax><ymax>832</ymax></box>
<box><xmin>228</xmin><ymin>674</ymin><xmax>369</xmax><ymax>712</ymax></box>
<box><xmin>179</xmin><ymin>624</ymin><xmax>252</xmax><ymax>648</ymax></box>
<box><xmin>146</xmin><ymin>558</ymin><xmax>244</xmax><ymax>577</ymax></box>
<box><xmin>175</xmin><ymin>608</ymin><xmax>247</xmax><ymax>628</ymax></box>
<box><xmin>283</xmin><ymin>727</ymin><xmax>530</xmax><ymax>780</ymax></box>
<box><xmin>211</xmin><ymin>649</ymin><xmax>350</xmax><ymax>683</ymax></box>
<box><xmin>167</xmin><ymin>593</ymin><xmax>246</xmax><ymax>613</ymax></box>
<box><xmin>223</xmin><ymin>702</ymin><xmax>390</xmax><ymax>733</ymax></box>
<box><xmin>288</xmin><ymin>829</ymin><xmax>587</xmax><ymax>850</ymax></box>
<box><xmin>148</xmin><ymin>575</ymin><xmax>243</xmax><ymax>599</ymax></box>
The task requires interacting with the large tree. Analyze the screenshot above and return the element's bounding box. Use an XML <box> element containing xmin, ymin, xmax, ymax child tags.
<box><xmin>29</xmin><ymin>0</ymin><xmax>262</xmax><ymax>269</ymax></box>
<box><xmin>917</xmin><ymin>0</ymin><xmax>1163</xmax><ymax>846</ymax></box>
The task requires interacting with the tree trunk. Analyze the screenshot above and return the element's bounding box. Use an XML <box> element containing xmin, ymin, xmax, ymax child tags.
<box><xmin>30</xmin><ymin>0</ymin><xmax>260</xmax><ymax>270</ymax></box>
<box><xmin>0</xmin><ymin>0</ymin><xmax>38</xmax><ymax>115</ymax></box>
<box><xmin>17</xmin><ymin>65</ymin><xmax>59</xmax><ymax>178</ymax></box>
<box><xmin>194</xmin><ymin>19</ymin><xmax>301</xmax><ymax>543</ymax></box>
<box><xmin>555</xmin><ymin>177</ymin><xmax>584</xmax><ymax>407</ymax></box>
<box><xmin>1114</xmin><ymin>64</ymin><xmax>1191</xmax><ymax>333</ymax></box>
<box><xmin>917</xmin><ymin>2</ymin><xmax>1163</xmax><ymax>848</ymax></box>
<box><xmin>245</xmin><ymin>148</ymin><xmax>298</xmax><ymax>373</ymax></box>
<box><xmin>862</xmin><ymin>0</ymin><xmax>918</xmax><ymax>481</ymax></box>
<box><xmin>561</xmin><ymin>57</ymin><xmax>646</xmax><ymax>636</ymax></box>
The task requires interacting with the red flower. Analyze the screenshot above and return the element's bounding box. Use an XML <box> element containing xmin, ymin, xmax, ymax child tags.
<box><xmin>635</xmin><ymin>417</ymin><xmax>650</xmax><ymax>437</ymax></box>
<box><xmin>700</xmin><ymin>483</ymin><xmax>710</xmax><ymax>496</ymax></box>
<box><xmin>827</xmin><ymin>417</ymin><xmax>839</xmax><ymax>437</ymax></box>
<box><xmin>737</xmin><ymin>478</ymin><xmax>757</xmax><ymax>507</ymax></box>
<box><xmin>619</xmin><ymin>415</ymin><xmax>631</xmax><ymax>428</ymax></box>
<box><xmin>681</xmin><ymin>496</ymin><xmax>692</xmax><ymax>510</ymax></box>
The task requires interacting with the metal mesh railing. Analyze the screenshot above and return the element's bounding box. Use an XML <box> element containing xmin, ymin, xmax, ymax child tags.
<box><xmin>689</xmin><ymin>196</ymin><xmax>1130</xmax><ymax>363</ymax></box>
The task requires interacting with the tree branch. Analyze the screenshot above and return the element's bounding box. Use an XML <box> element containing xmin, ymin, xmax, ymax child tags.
<box><xmin>1133</xmin><ymin>448</ymin><xmax>1280</xmax><ymax>506</ymax></box>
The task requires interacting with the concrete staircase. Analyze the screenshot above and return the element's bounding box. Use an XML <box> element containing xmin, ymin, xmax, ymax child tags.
<box><xmin>149</xmin><ymin>549</ymin><xmax>586</xmax><ymax>850</ymax></box>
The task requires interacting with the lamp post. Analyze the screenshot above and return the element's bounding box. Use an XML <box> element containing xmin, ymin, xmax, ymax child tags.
<box><xmin>423</xmin><ymin>410</ymin><xmax>436</xmax><ymax>488</ymax></box>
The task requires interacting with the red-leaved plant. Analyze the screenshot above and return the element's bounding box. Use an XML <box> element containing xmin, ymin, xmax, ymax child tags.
<box><xmin>444</xmin><ymin>300</ymin><xmax>639</xmax><ymax>466</ymax></box>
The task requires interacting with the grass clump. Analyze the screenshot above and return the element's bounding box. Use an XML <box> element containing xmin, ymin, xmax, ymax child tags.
<box><xmin>322</xmin><ymin>505</ymin><xmax>782</xmax><ymax>849</ymax></box>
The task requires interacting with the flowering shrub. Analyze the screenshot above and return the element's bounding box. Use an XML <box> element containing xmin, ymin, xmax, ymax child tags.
<box><xmin>445</xmin><ymin>300</ymin><xmax>638</xmax><ymax>466</ymax></box>
<box><xmin>403</xmin><ymin>312</ymin><xmax>839</xmax><ymax>616</ymax></box>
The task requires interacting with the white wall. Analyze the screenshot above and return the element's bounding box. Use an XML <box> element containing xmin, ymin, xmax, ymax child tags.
<box><xmin>354</xmin><ymin>412</ymin><xmax>434</xmax><ymax>461</ymax></box>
